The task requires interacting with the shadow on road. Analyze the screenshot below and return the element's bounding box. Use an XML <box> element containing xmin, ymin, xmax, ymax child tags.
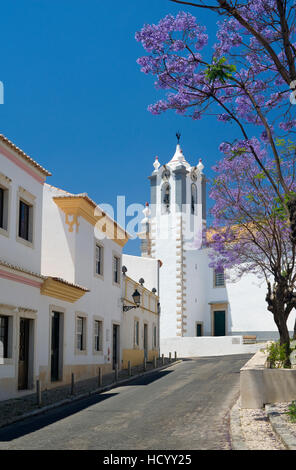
<box><xmin>0</xmin><ymin>392</ymin><xmax>118</xmax><ymax>442</ymax></box>
<box><xmin>121</xmin><ymin>370</ymin><xmax>173</xmax><ymax>386</ymax></box>
<box><xmin>0</xmin><ymin>369</ymin><xmax>177</xmax><ymax>442</ymax></box>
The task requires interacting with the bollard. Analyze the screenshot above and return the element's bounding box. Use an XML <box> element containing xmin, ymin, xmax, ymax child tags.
<box><xmin>162</xmin><ymin>353</ymin><xmax>164</xmax><ymax>365</ymax></box>
<box><xmin>71</xmin><ymin>372</ymin><xmax>75</xmax><ymax>395</ymax></box>
<box><xmin>115</xmin><ymin>364</ymin><xmax>118</xmax><ymax>382</ymax></box>
<box><xmin>143</xmin><ymin>357</ymin><xmax>147</xmax><ymax>371</ymax></box>
<box><xmin>174</xmin><ymin>351</ymin><xmax>177</xmax><ymax>361</ymax></box>
<box><xmin>98</xmin><ymin>367</ymin><xmax>103</xmax><ymax>388</ymax></box>
<box><xmin>153</xmin><ymin>356</ymin><xmax>157</xmax><ymax>369</ymax></box>
<box><xmin>169</xmin><ymin>352</ymin><xmax>172</xmax><ymax>363</ymax></box>
<box><xmin>36</xmin><ymin>379</ymin><xmax>42</xmax><ymax>406</ymax></box>
<box><xmin>128</xmin><ymin>360</ymin><xmax>132</xmax><ymax>377</ymax></box>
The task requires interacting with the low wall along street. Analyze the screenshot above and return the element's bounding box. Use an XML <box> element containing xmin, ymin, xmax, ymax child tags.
<box><xmin>240</xmin><ymin>348</ymin><xmax>296</xmax><ymax>408</ymax></box>
<box><xmin>160</xmin><ymin>336</ymin><xmax>262</xmax><ymax>358</ymax></box>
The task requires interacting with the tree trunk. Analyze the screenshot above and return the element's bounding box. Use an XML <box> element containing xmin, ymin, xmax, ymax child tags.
<box><xmin>277</xmin><ymin>315</ymin><xmax>291</xmax><ymax>368</ymax></box>
<box><xmin>266</xmin><ymin>282</ymin><xmax>291</xmax><ymax>368</ymax></box>
<box><xmin>294</xmin><ymin>317</ymin><xmax>296</xmax><ymax>341</ymax></box>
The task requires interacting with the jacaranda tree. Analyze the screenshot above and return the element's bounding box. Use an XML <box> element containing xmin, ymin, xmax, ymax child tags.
<box><xmin>208</xmin><ymin>140</ymin><xmax>296</xmax><ymax>366</ymax></box>
<box><xmin>135</xmin><ymin>2</ymin><xmax>296</xmax><ymax>211</ymax></box>
<box><xmin>135</xmin><ymin>2</ymin><xmax>296</xmax><ymax>362</ymax></box>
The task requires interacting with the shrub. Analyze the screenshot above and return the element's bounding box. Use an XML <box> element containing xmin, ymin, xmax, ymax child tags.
<box><xmin>287</xmin><ymin>401</ymin><xmax>296</xmax><ymax>423</ymax></box>
<box><xmin>266</xmin><ymin>341</ymin><xmax>291</xmax><ymax>368</ymax></box>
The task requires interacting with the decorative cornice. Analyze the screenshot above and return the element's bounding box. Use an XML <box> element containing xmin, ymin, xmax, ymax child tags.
<box><xmin>0</xmin><ymin>259</ymin><xmax>44</xmax><ymax>280</ymax></box>
<box><xmin>41</xmin><ymin>277</ymin><xmax>89</xmax><ymax>303</ymax></box>
<box><xmin>0</xmin><ymin>269</ymin><xmax>43</xmax><ymax>288</ymax></box>
<box><xmin>53</xmin><ymin>196</ymin><xmax>129</xmax><ymax>247</ymax></box>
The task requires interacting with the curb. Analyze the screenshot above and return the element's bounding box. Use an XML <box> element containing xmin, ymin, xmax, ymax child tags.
<box><xmin>265</xmin><ymin>404</ymin><xmax>296</xmax><ymax>450</ymax></box>
<box><xmin>0</xmin><ymin>359</ymin><xmax>183</xmax><ymax>430</ymax></box>
<box><xmin>229</xmin><ymin>396</ymin><xmax>248</xmax><ymax>450</ymax></box>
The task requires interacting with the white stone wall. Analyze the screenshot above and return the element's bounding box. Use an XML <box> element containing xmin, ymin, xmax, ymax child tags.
<box><xmin>160</xmin><ymin>336</ymin><xmax>262</xmax><ymax>358</ymax></box>
<box><xmin>151</xmin><ymin>213</ymin><xmax>179</xmax><ymax>338</ymax></box>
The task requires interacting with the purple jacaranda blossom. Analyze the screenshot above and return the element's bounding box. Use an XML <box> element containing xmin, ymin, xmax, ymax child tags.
<box><xmin>135</xmin><ymin>6</ymin><xmax>296</xmax><ymax>207</ymax></box>
<box><xmin>279</xmin><ymin>120</ymin><xmax>296</xmax><ymax>131</ymax></box>
<box><xmin>207</xmin><ymin>145</ymin><xmax>296</xmax><ymax>320</ymax></box>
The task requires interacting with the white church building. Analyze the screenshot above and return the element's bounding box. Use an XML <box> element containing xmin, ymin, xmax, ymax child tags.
<box><xmin>135</xmin><ymin>141</ymin><xmax>295</xmax><ymax>344</ymax></box>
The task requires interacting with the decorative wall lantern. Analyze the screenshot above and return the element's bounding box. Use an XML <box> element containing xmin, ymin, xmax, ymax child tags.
<box><xmin>123</xmin><ymin>289</ymin><xmax>141</xmax><ymax>312</ymax></box>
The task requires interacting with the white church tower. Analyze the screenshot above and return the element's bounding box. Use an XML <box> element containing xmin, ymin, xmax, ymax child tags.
<box><xmin>140</xmin><ymin>137</ymin><xmax>208</xmax><ymax>338</ymax></box>
<box><xmin>138</xmin><ymin>137</ymin><xmax>296</xmax><ymax>342</ymax></box>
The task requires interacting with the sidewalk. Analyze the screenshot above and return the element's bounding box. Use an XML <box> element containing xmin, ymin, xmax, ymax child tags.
<box><xmin>230</xmin><ymin>397</ymin><xmax>296</xmax><ymax>450</ymax></box>
<box><xmin>0</xmin><ymin>357</ymin><xmax>181</xmax><ymax>429</ymax></box>
<box><xmin>230</xmin><ymin>342</ymin><xmax>296</xmax><ymax>450</ymax></box>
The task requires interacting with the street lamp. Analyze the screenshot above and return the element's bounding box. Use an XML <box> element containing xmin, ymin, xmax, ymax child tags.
<box><xmin>123</xmin><ymin>289</ymin><xmax>141</xmax><ymax>312</ymax></box>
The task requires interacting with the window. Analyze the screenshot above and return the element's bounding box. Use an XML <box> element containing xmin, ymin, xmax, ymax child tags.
<box><xmin>0</xmin><ymin>315</ymin><xmax>9</xmax><ymax>358</ymax></box>
<box><xmin>134</xmin><ymin>320</ymin><xmax>139</xmax><ymax>347</ymax></box>
<box><xmin>0</xmin><ymin>186</ymin><xmax>8</xmax><ymax>232</ymax></box>
<box><xmin>214</xmin><ymin>269</ymin><xmax>225</xmax><ymax>287</ymax></box>
<box><xmin>76</xmin><ymin>316</ymin><xmax>86</xmax><ymax>351</ymax></box>
<box><xmin>162</xmin><ymin>184</ymin><xmax>170</xmax><ymax>213</ymax></box>
<box><xmin>153</xmin><ymin>325</ymin><xmax>157</xmax><ymax>349</ymax></box>
<box><xmin>191</xmin><ymin>183</ymin><xmax>197</xmax><ymax>215</ymax></box>
<box><xmin>113</xmin><ymin>256</ymin><xmax>120</xmax><ymax>284</ymax></box>
<box><xmin>94</xmin><ymin>320</ymin><xmax>103</xmax><ymax>352</ymax></box>
<box><xmin>0</xmin><ymin>188</ymin><xmax>4</xmax><ymax>229</ymax></box>
<box><xmin>19</xmin><ymin>200</ymin><xmax>32</xmax><ymax>242</ymax></box>
<box><xmin>95</xmin><ymin>244</ymin><xmax>103</xmax><ymax>276</ymax></box>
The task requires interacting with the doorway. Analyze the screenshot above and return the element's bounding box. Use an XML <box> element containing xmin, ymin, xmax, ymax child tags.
<box><xmin>143</xmin><ymin>323</ymin><xmax>148</xmax><ymax>360</ymax></box>
<box><xmin>213</xmin><ymin>310</ymin><xmax>226</xmax><ymax>336</ymax></box>
<box><xmin>51</xmin><ymin>312</ymin><xmax>62</xmax><ymax>382</ymax></box>
<box><xmin>196</xmin><ymin>322</ymin><xmax>203</xmax><ymax>337</ymax></box>
<box><xmin>18</xmin><ymin>318</ymin><xmax>30</xmax><ymax>390</ymax></box>
<box><xmin>112</xmin><ymin>324</ymin><xmax>120</xmax><ymax>369</ymax></box>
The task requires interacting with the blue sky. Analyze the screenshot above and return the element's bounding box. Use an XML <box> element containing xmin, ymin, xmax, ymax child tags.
<box><xmin>0</xmin><ymin>0</ymin><xmax>235</xmax><ymax>255</ymax></box>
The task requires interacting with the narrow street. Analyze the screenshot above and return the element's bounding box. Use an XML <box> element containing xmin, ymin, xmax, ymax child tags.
<box><xmin>0</xmin><ymin>355</ymin><xmax>251</xmax><ymax>450</ymax></box>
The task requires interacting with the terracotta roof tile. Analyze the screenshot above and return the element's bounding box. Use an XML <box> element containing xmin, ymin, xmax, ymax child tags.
<box><xmin>0</xmin><ymin>134</ymin><xmax>52</xmax><ymax>177</ymax></box>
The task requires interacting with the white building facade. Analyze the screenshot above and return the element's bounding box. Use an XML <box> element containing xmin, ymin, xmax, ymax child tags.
<box><xmin>141</xmin><ymin>141</ymin><xmax>295</xmax><ymax>342</ymax></box>
<box><xmin>41</xmin><ymin>184</ymin><xmax>130</xmax><ymax>380</ymax></box>
<box><xmin>0</xmin><ymin>135</ymin><xmax>130</xmax><ymax>401</ymax></box>
<box><xmin>121</xmin><ymin>273</ymin><xmax>159</xmax><ymax>368</ymax></box>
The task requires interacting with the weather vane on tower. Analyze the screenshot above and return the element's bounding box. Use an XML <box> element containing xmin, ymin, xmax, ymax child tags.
<box><xmin>176</xmin><ymin>131</ymin><xmax>181</xmax><ymax>144</ymax></box>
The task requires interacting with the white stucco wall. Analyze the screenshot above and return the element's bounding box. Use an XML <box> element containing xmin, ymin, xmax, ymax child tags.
<box><xmin>41</xmin><ymin>185</ymin><xmax>75</xmax><ymax>282</ymax></box>
<box><xmin>0</xmin><ymin>146</ymin><xmax>44</xmax><ymax>274</ymax></box>
<box><xmin>122</xmin><ymin>254</ymin><xmax>160</xmax><ymax>293</ymax></box>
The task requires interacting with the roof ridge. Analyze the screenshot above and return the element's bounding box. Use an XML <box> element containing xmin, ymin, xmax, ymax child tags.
<box><xmin>0</xmin><ymin>134</ymin><xmax>52</xmax><ymax>177</ymax></box>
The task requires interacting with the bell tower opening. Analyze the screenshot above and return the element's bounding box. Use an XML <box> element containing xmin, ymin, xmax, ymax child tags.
<box><xmin>162</xmin><ymin>183</ymin><xmax>170</xmax><ymax>214</ymax></box>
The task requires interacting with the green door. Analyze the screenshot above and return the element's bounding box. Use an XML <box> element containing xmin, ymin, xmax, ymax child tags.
<box><xmin>196</xmin><ymin>324</ymin><xmax>202</xmax><ymax>337</ymax></box>
<box><xmin>214</xmin><ymin>310</ymin><xmax>226</xmax><ymax>336</ymax></box>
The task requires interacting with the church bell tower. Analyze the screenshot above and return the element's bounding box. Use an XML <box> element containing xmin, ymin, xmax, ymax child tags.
<box><xmin>140</xmin><ymin>137</ymin><xmax>207</xmax><ymax>338</ymax></box>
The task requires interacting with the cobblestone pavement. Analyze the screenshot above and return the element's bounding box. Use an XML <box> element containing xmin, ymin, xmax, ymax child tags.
<box><xmin>231</xmin><ymin>398</ymin><xmax>296</xmax><ymax>450</ymax></box>
<box><xmin>240</xmin><ymin>405</ymin><xmax>286</xmax><ymax>450</ymax></box>
<box><xmin>0</xmin><ymin>359</ymin><xmax>172</xmax><ymax>429</ymax></box>
<box><xmin>0</xmin><ymin>355</ymin><xmax>249</xmax><ymax>450</ymax></box>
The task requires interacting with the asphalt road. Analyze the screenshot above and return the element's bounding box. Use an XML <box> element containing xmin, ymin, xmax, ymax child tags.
<box><xmin>0</xmin><ymin>354</ymin><xmax>251</xmax><ymax>450</ymax></box>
